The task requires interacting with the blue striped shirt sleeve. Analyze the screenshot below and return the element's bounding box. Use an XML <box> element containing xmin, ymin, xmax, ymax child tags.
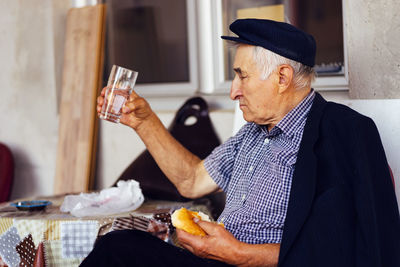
<box><xmin>204</xmin><ymin>123</ymin><xmax>251</xmax><ymax>191</ymax></box>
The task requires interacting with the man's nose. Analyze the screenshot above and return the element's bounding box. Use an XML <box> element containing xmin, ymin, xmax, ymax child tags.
<box><xmin>230</xmin><ymin>76</ymin><xmax>241</xmax><ymax>100</ymax></box>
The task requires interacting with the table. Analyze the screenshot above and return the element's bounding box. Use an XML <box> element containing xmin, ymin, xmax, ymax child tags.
<box><xmin>0</xmin><ymin>194</ymin><xmax>211</xmax><ymax>267</ymax></box>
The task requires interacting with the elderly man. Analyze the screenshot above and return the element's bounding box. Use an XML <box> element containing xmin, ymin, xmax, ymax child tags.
<box><xmin>81</xmin><ymin>19</ymin><xmax>400</xmax><ymax>267</ymax></box>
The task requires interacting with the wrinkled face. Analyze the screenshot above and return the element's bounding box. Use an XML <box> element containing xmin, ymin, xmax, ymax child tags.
<box><xmin>230</xmin><ymin>45</ymin><xmax>280</xmax><ymax>125</ymax></box>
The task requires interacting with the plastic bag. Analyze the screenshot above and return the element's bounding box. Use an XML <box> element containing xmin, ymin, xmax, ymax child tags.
<box><xmin>60</xmin><ymin>180</ymin><xmax>144</xmax><ymax>217</ymax></box>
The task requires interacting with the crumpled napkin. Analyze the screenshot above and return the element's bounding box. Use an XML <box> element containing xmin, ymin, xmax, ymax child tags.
<box><xmin>60</xmin><ymin>180</ymin><xmax>144</xmax><ymax>217</ymax></box>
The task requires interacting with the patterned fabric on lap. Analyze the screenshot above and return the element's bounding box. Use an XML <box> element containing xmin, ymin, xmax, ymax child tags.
<box><xmin>16</xmin><ymin>234</ymin><xmax>36</xmax><ymax>267</ymax></box>
<box><xmin>44</xmin><ymin>220</ymin><xmax>60</xmax><ymax>241</ymax></box>
<box><xmin>0</xmin><ymin>255</ymin><xmax>8</xmax><ymax>266</ymax></box>
<box><xmin>13</xmin><ymin>219</ymin><xmax>45</xmax><ymax>247</ymax></box>
<box><xmin>112</xmin><ymin>215</ymin><xmax>170</xmax><ymax>241</ymax></box>
<box><xmin>0</xmin><ymin>226</ymin><xmax>21</xmax><ymax>266</ymax></box>
<box><xmin>43</xmin><ymin>240</ymin><xmax>82</xmax><ymax>267</ymax></box>
<box><xmin>111</xmin><ymin>215</ymin><xmax>135</xmax><ymax>231</ymax></box>
<box><xmin>0</xmin><ymin>218</ymin><xmax>12</xmax><ymax>235</ymax></box>
<box><xmin>96</xmin><ymin>218</ymin><xmax>114</xmax><ymax>236</ymax></box>
<box><xmin>147</xmin><ymin>220</ymin><xmax>169</xmax><ymax>241</ymax></box>
<box><xmin>60</xmin><ymin>221</ymin><xmax>98</xmax><ymax>259</ymax></box>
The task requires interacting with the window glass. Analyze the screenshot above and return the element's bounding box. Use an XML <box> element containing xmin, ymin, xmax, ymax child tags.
<box><xmin>222</xmin><ymin>0</ymin><xmax>344</xmax><ymax>80</ymax></box>
<box><xmin>104</xmin><ymin>0</ymin><xmax>189</xmax><ymax>84</ymax></box>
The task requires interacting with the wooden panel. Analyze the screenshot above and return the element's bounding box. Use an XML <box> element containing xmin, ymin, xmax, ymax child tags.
<box><xmin>54</xmin><ymin>4</ymin><xmax>106</xmax><ymax>194</ymax></box>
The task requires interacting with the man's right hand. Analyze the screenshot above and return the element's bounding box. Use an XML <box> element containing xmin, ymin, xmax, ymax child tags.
<box><xmin>120</xmin><ymin>89</ymin><xmax>154</xmax><ymax>131</ymax></box>
<box><xmin>96</xmin><ymin>87</ymin><xmax>154</xmax><ymax>131</ymax></box>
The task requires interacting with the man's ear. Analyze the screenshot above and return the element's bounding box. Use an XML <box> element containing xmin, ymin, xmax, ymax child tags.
<box><xmin>277</xmin><ymin>65</ymin><xmax>293</xmax><ymax>93</ymax></box>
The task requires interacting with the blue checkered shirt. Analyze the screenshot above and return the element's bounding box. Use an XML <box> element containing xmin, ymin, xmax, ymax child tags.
<box><xmin>204</xmin><ymin>90</ymin><xmax>315</xmax><ymax>244</ymax></box>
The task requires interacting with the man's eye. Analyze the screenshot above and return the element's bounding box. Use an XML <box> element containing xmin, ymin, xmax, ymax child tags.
<box><xmin>240</xmin><ymin>75</ymin><xmax>248</xmax><ymax>80</ymax></box>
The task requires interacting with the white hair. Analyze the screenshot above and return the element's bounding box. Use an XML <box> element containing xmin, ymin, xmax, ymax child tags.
<box><xmin>252</xmin><ymin>45</ymin><xmax>316</xmax><ymax>89</ymax></box>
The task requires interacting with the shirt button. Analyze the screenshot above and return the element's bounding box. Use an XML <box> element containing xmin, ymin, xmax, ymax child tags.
<box><xmin>264</xmin><ymin>138</ymin><xmax>270</xmax><ymax>144</ymax></box>
<box><xmin>242</xmin><ymin>194</ymin><xmax>246</xmax><ymax>201</ymax></box>
<box><xmin>249</xmin><ymin>166</ymin><xmax>254</xmax><ymax>172</ymax></box>
<box><xmin>220</xmin><ymin>217</ymin><xmax>225</xmax><ymax>222</ymax></box>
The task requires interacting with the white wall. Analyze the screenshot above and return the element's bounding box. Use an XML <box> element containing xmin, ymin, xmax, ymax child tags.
<box><xmin>345</xmin><ymin>0</ymin><xmax>400</xmax><ymax>99</ymax></box>
<box><xmin>0</xmin><ymin>0</ymin><xmax>399</xmax><ymax>211</ymax></box>
<box><xmin>0</xmin><ymin>0</ymin><xmax>62</xmax><ymax>199</ymax></box>
<box><xmin>343</xmin><ymin>0</ymin><xmax>400</xmax><ymax>205</ymax></box>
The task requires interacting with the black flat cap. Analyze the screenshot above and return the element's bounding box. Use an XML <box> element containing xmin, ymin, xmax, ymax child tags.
<box><xmin>221</xmin><ymin>19</ymin><xmax>316</xmax><ymax>67</ymax></box>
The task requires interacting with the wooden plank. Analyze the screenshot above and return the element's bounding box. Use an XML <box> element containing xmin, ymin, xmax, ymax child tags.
<box><xmin>54</xmin><ymin>4</ymin><xmax>106</xmax><ymax>194</ymax></box>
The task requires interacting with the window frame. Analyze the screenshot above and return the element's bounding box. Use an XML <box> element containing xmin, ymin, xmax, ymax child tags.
<box><xmin>134</xmin><ymin>0</ymin><xmax>198</xmax><ymax>97</ymax></box>
<box><xmin>206</xmin><ymin>0</ymin><xmax>349</xmax><ymax>94</ymax></box>
<box><xmin>129</xmin><ymin>0</ymin><xmax>349</xmax><ymax>100</ymax></box>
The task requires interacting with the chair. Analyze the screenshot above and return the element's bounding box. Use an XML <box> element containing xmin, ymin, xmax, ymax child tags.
<box><xmin>0</xmin><ymin>143</ymin><xmax>14</xmax><ymax>202</ymax></box>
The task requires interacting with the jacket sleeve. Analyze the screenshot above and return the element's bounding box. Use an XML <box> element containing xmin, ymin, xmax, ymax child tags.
<box><xmin>352</xmin><ymin>116</ymin><xmax>400</xmax><ymax>267</ymax></box>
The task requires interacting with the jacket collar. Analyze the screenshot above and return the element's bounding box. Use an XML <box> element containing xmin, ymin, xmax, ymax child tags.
<box><xmin>278</xmin><ymin>92</ymin><xmax>328</xmax><ymax>265</ymax></box>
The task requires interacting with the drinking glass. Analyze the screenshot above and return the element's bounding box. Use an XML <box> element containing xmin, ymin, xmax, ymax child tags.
<box><xmin>99</xmin><ymin>65</ymin><xmax>139</xmax><ymax>123</ymax></box>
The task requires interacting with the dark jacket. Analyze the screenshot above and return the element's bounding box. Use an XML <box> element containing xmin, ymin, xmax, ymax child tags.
<box><xmin>278</xmin><ymin>93</ymin><xmax>400</xmax><ymax>267</ymax></box>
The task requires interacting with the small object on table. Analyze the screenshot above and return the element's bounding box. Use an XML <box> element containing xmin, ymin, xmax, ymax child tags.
<box><xmin>10</xmin><ymin>201</ymin><xmax>52</xmax><ymax>211</ymax></box>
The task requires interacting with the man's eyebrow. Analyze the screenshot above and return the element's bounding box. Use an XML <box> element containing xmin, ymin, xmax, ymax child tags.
<box><xmin>233</xmin><ymin>67</ymin><xmax>247</xmax><ymax>76</ymax></box>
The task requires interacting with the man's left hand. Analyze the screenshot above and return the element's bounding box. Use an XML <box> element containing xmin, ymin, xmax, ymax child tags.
<box><xmin>176</xmin><ymin>218</ymin><xmax>242</xmax><ymax>265</ymax></box>
<box><xmin>176</xmin><ymin>218</ymin><xmax>280</xmax><ymax>267</ymax></box>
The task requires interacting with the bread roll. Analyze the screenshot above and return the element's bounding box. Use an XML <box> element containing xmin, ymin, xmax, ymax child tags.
<box><xmin>171</xmin><ymin>208</ymin><xmax>210</xmax><ymax>236</ymax></box>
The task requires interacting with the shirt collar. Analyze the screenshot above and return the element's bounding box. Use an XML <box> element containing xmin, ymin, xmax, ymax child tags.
<box><xmin>261</xmin><ymin>89</ymin><xmax>315</xmax><ymax>138</ymax></box>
